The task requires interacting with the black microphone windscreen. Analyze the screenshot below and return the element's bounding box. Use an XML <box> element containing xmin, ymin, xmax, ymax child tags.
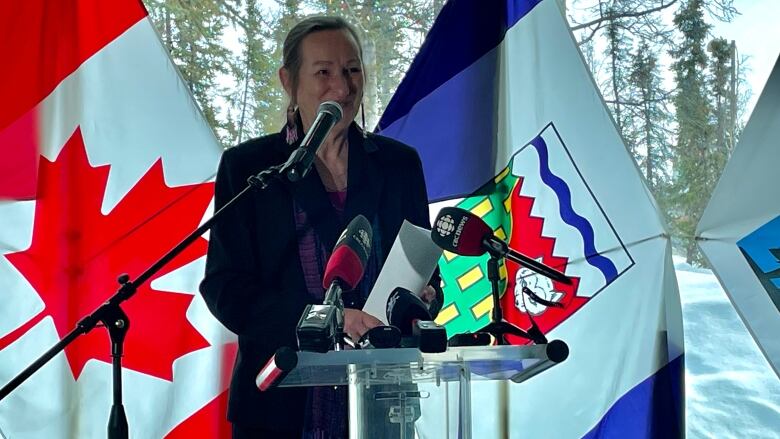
<box><xmin>317</xmin><ymin>101</ymin><xmax>343</xmax><ymax>121</ymax></box>
<box><xmin>431</xmin><ymin>207</ymin><xmax>493</xmax><ymax>256</ymax></box>
<box><xmin>386</xmin><ymin>287</ymin><xmax>432</xmax><ymax>336</ymax></box>
<box><xmin>286</xmin><ymin>101</ymin><xmax>343</xmax><ymax>181</ymax></box>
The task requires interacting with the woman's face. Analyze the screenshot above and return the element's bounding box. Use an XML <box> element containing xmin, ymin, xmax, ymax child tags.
<box><xmin>281</xmin><ymin>29</ymin><xmax>364</xmax><ymax>136</ymax></box>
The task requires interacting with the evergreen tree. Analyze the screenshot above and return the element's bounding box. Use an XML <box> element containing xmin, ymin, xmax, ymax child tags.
<box><xmin>707</xmin><ymin>37</ymin><xmax>737</xmax><ymax>155</ymax></box>
<box><xmin>217</xmin><ymin>0</ymin><xmax>301</xmax><ymax>143</ymax></box>
<box><xmin>603</xmin><ymin>7</ymin><xmax>634</xmax><ymax>142</ymax></box>
<box><xmin>146</xmin><ymin>0</ymin><xmax>232</xmax><ymax>143</ymax></box>
<box><xmin>670</xmin><ymin>0</ymin><xmax>713</xmax><ymax>265</ymax></box>
<box><xmin>239</xmin><ymin>0</ymin><xmax>293</xmax><ymax>140</ymax></box>
<box><xmin>270</xmin><ymin>0</ymin><xmax>303</xmax><ymax>125</ymax></box>
<box><xmin>628</xmin><ymin>41</ymin><xmax>673</xmax><ymax>196</ymax></box>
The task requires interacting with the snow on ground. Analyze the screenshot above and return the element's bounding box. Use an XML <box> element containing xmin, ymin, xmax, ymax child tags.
<box><xmin>675</xmin><ymin>258</ymin><xmax>780</xmax><ymax>438</ymax></box>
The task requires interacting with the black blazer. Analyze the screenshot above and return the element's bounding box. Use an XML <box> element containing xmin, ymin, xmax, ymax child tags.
<box><xmin>199</xmin><ymin>124</ymin><xmax>434</xmax><ymax>430</ymax></box>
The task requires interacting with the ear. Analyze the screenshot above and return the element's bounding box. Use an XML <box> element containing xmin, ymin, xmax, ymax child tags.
<box><xmin>279</xmin><ymin>67</ymin><xmax>292</xmax><ymax>97</ymax></box>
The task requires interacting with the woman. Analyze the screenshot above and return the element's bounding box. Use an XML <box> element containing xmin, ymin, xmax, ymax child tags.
<box><xmin>200</xmin><ymin>16</ymin><xmax>440</xmax><ymax>438</ymax></box>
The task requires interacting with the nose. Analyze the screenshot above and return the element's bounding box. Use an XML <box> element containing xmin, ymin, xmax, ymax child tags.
<box><xmin>329</xmin><ymin>70</ymin><xmax>354</xmax><ymax>100</ymax></box>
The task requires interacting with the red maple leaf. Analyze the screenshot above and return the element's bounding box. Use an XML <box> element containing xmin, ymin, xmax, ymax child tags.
<box><xmin>1</xmin><ymin>127</ymin><xmax>213</xmax><ymax>381</ymax></box>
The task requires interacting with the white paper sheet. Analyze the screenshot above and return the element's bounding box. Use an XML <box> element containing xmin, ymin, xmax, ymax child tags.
<box><xmin>363</xmin><ymin>220</ymin><xmax>443</xmax><ymax>323</ymax></box>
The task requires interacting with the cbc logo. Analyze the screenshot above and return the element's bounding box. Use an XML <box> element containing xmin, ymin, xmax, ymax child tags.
<box><xmin>436</xmin><ymin>215</ymin><xmax>455</xmax><ymax>237</ymax></box>
<box><xmin>358</xmin><ymin>229</ymin><xmax>371</xmax><ymax>249</ymax></box>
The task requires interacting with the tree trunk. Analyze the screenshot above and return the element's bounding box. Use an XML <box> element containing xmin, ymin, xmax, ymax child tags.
<box><xmin>643</xmin><ymin>93</ymin><xmax>653</xmax><ymax>186</ymax></box>
<box><xmin>686</xmin><ymin>241</ymin><xmax>697</xmax><ymax>265</ymax></box>
<box><xmin>362</xmin><ymin>36</ymin><xmax>380</xmax><ymax>131</ymax></box>
<box><xmin>164</xmin><ymin>7</ymin><xmax>172</xmax><ymax>48</ymax></box>
<box><xmin>729</xmin><ymin>40</ymin><xmax>737</xmax><ymax>151</ymax></box>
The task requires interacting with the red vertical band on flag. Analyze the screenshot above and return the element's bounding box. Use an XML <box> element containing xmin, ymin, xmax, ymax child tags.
<box><xmin>0</xmin><ymin>0</ymin><xmax>148</xmax><ymax>199</ymax></box>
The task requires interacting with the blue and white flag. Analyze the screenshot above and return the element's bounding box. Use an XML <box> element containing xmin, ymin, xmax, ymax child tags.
<box><xmin>379</xmin><ymin>0</ymin><xmax>684</xmax><ymax>437</ymax></box>
<box><xmin>697</xmin><ymin>55</ymin><xmax>780</xmax><ymax>379</ymax></box>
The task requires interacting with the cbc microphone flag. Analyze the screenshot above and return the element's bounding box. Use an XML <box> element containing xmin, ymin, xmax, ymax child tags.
<box><xmin>379</xmin><ymin>0</ymin><xmax>684</xmax><ymax>437</ymax></box>
<box><xmin>697</xmin><ymin>55</ymin><xmax>780</xmax><ymax>378</ymax></box>
<box><xmin>0</xmin><ymin>1</ymin><xmax>235</xmax><ymax>438</ymax></box>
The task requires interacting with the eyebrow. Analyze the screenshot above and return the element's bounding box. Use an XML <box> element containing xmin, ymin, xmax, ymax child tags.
<box><xmin>311</xmin><ymin>59</ymin><xmax>361</xmax><ymax>66</ymax></box>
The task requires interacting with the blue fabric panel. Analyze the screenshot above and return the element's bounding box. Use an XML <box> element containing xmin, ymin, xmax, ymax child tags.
<box><xmin>582</xmin><ymin>355</ymin><xmax>685</xmax><ymax>439</ymax></box>
<box><xmin>379</xmin><ymin>48</ymin><xmax>499</xmax><ymax>201</ymax></box>
<box><xmin>377</xmin><ymin>0</ymin><xmax>543</xmax><ymax>131</ymax></box>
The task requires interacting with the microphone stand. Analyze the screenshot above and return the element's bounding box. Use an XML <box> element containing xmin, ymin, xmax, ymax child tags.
<box><xmin>477</xmin><ymin>255</ymin><xmax>547</xmax><ymax>345</ymax></box>
<box><xmin>0</xmin><ymin>164</ymin><xmax>286</xmax><ymax>438</ymax></box>
<box><xmin>323</xmin><ymin>284</ymin><xmax>346</xmax><ymax>351</ymax></box>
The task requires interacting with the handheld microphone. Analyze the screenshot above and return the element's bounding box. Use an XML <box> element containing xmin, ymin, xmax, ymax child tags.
<box><xmin>357</xmin><ymin>326</ymin><xmax>401</xmax><ymax>349</ymax></box>
<box><xmin>431</xmin><ymin>207</ymin><xmax>572</xmax><ymax>285</ymax></box>
<box><xmin>281</xmin><ymin>101</ymin><xmax>343</xmax><ymax>182</ymax></box>
<box><xmin>387</xmin><ymin>288</ymin><xmax>447</xmax><ymax>353</ymax></box>
<box><xmin>297</xmin><ymin>215</ymin><xmax>373</xmax><ymax>352</ymax></box>
<box><xmin>386</xmin><ymin>287</ymin><xmax>432</xmax><ymax>337</ymax></box>
<box><xmin>322</xmin><ymin>214</ymin><xmax>372</xmax><ymax>301</ymax></box>
<box><xmin>256</xmin><ymin>347</ymin><xmax>298</xmax><ymax>391</ymax></box>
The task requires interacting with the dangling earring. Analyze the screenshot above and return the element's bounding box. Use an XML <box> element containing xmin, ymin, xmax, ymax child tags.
<box><xmin>361</xmin><ymin>103</ymin><xmax>368</xmax><ymax>138</ymax></box>
<box><xmin>285</xmin><ymin>103</ymin><xmax>299</xmax><ymax>145</ymax></box>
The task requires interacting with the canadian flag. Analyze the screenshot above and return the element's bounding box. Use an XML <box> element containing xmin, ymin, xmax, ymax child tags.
<box><xmin>0</xmin><ymin>1</ymin><xmax>235</xmax><ymax>437</ymax></box>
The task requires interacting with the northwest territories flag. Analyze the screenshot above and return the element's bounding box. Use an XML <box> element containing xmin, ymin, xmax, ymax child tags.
<box><xmin>697</xmin><ymin>55</ymin><xmax>780</xmax><ymax>378</ymax></box>
<box><xmin>379</xmin><ymin>0</ymin><xmax>685</xmax><ymax>436</ymax></box>
<box><xmin>0</xmin><ymin>1</ymin><xmax>234</xmax><ymax>437</ymax></box>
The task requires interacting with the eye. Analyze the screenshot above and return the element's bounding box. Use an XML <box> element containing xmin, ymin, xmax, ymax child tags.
<box><xmin>348</xmin><ymin>67</ymin><xmax>362</xmax><ymax>74</ymax></box>
<box><xmin>316</xmin><ymin>69</ymin><xmax>330</xmax><ymax>76</ymax></box>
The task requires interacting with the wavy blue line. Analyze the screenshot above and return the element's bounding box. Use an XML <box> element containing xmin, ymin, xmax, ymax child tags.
<box><xmin>529</xmin><ymin>136</ymin><xmax>618</xmax><ymax>282</ymax></box>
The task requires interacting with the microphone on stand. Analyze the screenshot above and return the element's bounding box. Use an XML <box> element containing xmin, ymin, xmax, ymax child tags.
<box><xmin>431</xmin><ymin>207</ymin><xmax>565</xmax><ymax>345</ymax></box>
<box><xmin>296</xmin><ymin>215</ymin><xmax>372</xmax><ymax>352</ymax></box>
<box><xmin>280</xmin><ymin>101</ymin><xmax>343</xmax><ymax>182</ymax></box>
<box><xmin>431</xmin><ymin>207</ymin><xmax>572</xmax><ymax>285</ymax></box>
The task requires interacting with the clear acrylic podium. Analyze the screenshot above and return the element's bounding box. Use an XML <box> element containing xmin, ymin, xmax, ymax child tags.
<box><xmin>277</xmin><ymin>341</ymin><xmax>568</xmax><ymax>438</ymax></box>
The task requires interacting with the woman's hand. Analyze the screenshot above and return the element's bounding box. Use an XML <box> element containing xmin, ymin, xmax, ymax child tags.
<box><xmin>343</xmin><ymin>308</ymin><xmax>383</xmax><ymax>342</ymax></box>
<box><xmin>420</xmin><ymin>284</ymin><xmax>443</xmax><ymax>318</ymax></box>
<box><xmin>420</xmin><ymin>285</ymin><xmax>437</xmax><ymax>305</ymax></box>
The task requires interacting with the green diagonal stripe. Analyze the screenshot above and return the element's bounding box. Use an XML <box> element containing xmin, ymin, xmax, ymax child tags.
<box><xmin>437</xmin><ymin>164</ymin><xmax>519</xmax><ymax>335</ymax></box>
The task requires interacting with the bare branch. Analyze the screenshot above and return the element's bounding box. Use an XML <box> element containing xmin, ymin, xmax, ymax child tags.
<box><xmin>577</xmin><ymin>21</ymin><xmax>606</xmax><ymax>46</ymax></box>
<box><xmin>604</xmin><ymin>96</ymin><xmax>669</xmax><ymax>107</ymax></box>
<box><xmin>570</xmin><ymin>0</ymin><xmax>678</xmax><ymax>31</ymax></box>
